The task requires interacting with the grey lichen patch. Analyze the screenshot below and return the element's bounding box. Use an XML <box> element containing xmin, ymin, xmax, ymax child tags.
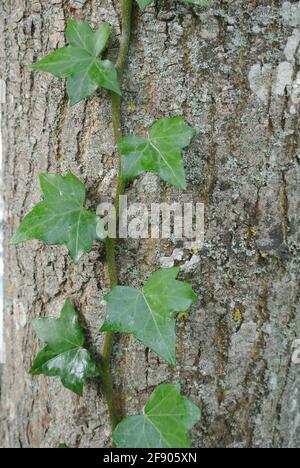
<box><xmin>12</xmin><ymin>299</ymin><xmax>27</xmax><ymax>330</ymax></box>
<box><xmin>290</xmin><ymin>69</ymin><xmax>300</xmax><ymax>107</ymax></box>
<box><xmin>181</xmin><ymin>254</ymin><xmax>201</xmax><ymax>273</ymax></box>
<box><xmin>281</xmin><ymin>1</ymin><xmax>300</xmax><ymax>27</ymax></box>
<box><xmin>248</xmin><ymin>64</ymin><xmax>273</xmax><ymax>103</ymax></box>
<box><xmin>273</xmin><ymin>61</ymin><xmax>294</xmax><ymax>97</ymax></box>
<box><xmin>199</xmin><ymin>13</ymin><xmax>220</xmax><ymax>40</ymax></box>
<box><xmin>159</xmin><ymin>248</ymin><xmax>185</xmax><ymax>269</ymax></box>
<box><xmin>249</xmin><ymin>27</ymin><xmax>300</xmax><ymax>110</ymax></box>
<box><xmin>159</xmin><ymin>256</ymin><xmax>175</xmax><ymax>268</ymax></box>
<box><xmin>284</xmin><ymin>29</ymin><xmax>300</xmax><ymax>61</ymax></box>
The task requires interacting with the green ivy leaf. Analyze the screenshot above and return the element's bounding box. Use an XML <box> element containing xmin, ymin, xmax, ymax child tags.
<box><xmin>101</xmin><ymin>268</ymin><xmax>197</xmax><ymax>366</ymax></box>
<box><xmin>119</xmin><ymin>117</ymin><xmax>196</xmax><ymax>190</ymax></box>
<box><xmin>11</xmin><ymin>172</ymin><xmax>104</xmax><ymax>263</ymax></box>
<box><xmin>31</xmin><ymin>19</ymin><xmax>121</xmax><ymax>105</ymax></box>
<box><xmin>30</xmin><ymin>300</ymin><xmax>99</xmax><ymax>396</ymax></box>
<box><xmin>136</xmin><ymin>0</ymin><xmax>152</xmax><ymax>8</ymax></box>
<box><xmin>113</xmin><ymin>384</ymin><xmax>200</xmax><ymax>448</ymax></box>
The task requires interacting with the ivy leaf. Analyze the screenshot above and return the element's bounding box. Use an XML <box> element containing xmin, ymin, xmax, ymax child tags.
<box><xmin>101</xmin><ymin>268</ymin><xmax>197</xmax><ymax>366</ymax></box>
<box><xmin>31</xmin><ymin>19</ymin><xmax>121</xmax><ymax>105</ymax></box>
<box><xmin>136</xmin><ymin>0</ymin><xmax>152</xmax><ymax>8</ymax></box>
<box><xmin>11</xmin><ymin>172</ymin><xmax>104</xmax><ymax>263</ymax></box>
<box><xmin>119</xmin><ymin>117</ymin><xmax>196</xmax><ymax>190</ymax></box>
<box><xmin>30</xmin><ymin>300</ymin><xmax>99</xmax><ymax>396</ymax></box>
<box><xmin>113</xmin><ymin>384</ymin><xmax>200</xmax><ymax>448</ymax></box>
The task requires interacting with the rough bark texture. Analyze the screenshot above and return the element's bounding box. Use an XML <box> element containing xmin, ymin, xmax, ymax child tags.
<box><xmin>0</xmin><ymin>0</ymin><xmax>300</xmax><ymax>448</ymax></box>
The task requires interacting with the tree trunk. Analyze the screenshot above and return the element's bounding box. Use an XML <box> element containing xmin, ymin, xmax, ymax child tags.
<box><xmin>0</xmin><ymin>0</ymin><xmax>300</xmax><ymax>448</ymax></box>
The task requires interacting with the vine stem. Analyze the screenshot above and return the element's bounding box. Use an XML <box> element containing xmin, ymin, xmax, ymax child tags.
<box><xmin>100</xmin><ymin>0</ymin><xmax>133</xmax><ymax>436</ymax></box>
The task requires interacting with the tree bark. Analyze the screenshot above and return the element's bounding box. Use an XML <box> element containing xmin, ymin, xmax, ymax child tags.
<box><xmin>0</xmin><ymin>0</ymin><xmax>300</xmax><ymax>448</ymax></box>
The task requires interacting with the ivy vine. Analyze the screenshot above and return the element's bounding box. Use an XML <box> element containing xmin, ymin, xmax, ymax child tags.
<box><xmin>11</xmin><ymin>0</ymin><xmax>206</xmax><ymax>448</ymax></box>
